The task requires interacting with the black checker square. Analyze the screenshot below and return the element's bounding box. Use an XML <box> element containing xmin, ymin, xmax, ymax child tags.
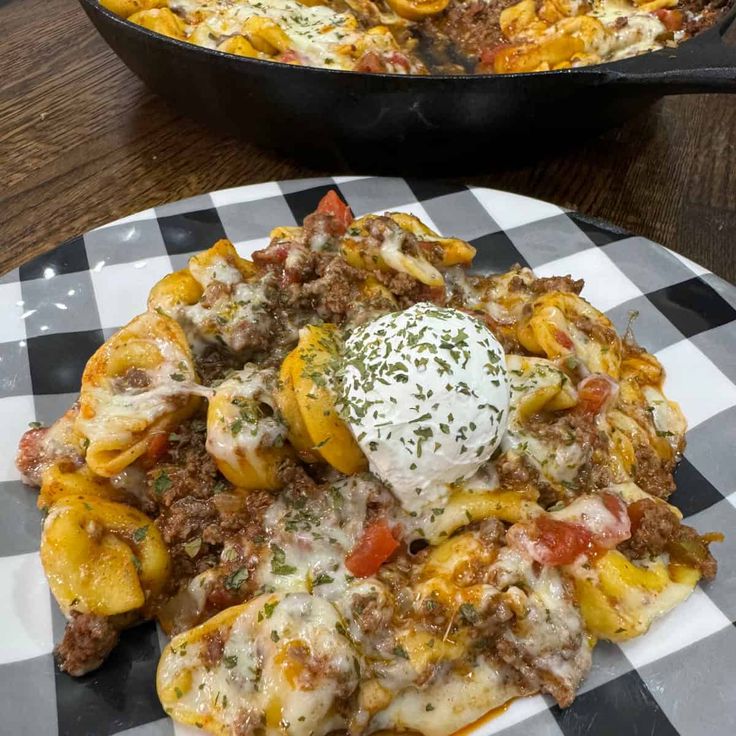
<box><xmin>646</xmin><ymin>277</ymin><xmax>736</xmax><ymax>339</ymax></box>
<box><xmin>282</xmin><ymin>182</ymin><xmax>349</xmax><ymax>225</ymax></box>
<box><xmin>670</xmin><ymin>456</ymin><xmax>726</xmax><ymax>519</ymax></box>
<box><xmin>27</xmin><ymin>329</ymin><xmax>105</xmax><ymax>395</ymax></box>
<box><xmin>567</xmin><ymin>213</ymin><xmax>631</xmax><ymax>247</ymax></box>
<box><xmin>19</xmin><ymin>235</ymin><xmax>90</xmax><ymax>282</ymax></box>
<box><xmin>552</xmin><ymin>669</ymin><xmax>678</xmax><ymax>736</ymax></box>
<box><xmin>405</xmin><ymin>178</ymin><xmax>469</xmax><ymax>203</ymax></box>
<box><xmin>158</xmin><ymin>208</ymin><xmax>228</xmax><ymax>256</ymax></box>
<box><xmin>470</xmin><ymin>230</ymin><xmax>529</xmax><ymax>275</ymax></box>
<box><xmin>0</xmin><ymin>655</ymin><xmax>58</xmax><ymax>735</ymax></box>
<box><xmin>55</xmin><ymin>621</ymin><xmax>164</xmax><ymax>736</ymax></box>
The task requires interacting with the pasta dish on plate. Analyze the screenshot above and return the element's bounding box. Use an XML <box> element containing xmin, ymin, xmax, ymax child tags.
<box><xmin>16</xmin><ymin>191</ymin><xmax>721</xmax><ymax>736</ymax></box>
<box><xmin>101</xmin><ymin>0</ymin><xmax>729</xmax><ymax>73</ymax></box>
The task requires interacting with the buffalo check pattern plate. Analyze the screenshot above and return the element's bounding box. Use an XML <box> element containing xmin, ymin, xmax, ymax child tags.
<box><xmin>1</xmin><ymin>177</ymin><xmax>735</xmax><ymax>736</ymax></box>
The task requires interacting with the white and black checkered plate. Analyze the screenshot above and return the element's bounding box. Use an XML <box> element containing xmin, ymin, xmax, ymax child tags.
<box><xmin>1</xmin><ymin>177</ymin><xmax>735</xmax><ymax>736</ymax></box>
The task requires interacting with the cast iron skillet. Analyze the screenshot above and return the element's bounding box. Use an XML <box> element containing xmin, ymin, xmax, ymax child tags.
<box><xmin>80</xmin><ymin>0</ymin><xmax>736</xmax><ymax>171</ymax></box>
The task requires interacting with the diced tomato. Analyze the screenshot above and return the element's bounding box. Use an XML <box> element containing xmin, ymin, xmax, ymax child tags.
<box><xmin>356</xmin><ymin>51</ymin><xmax>386</xmax><ymax>74</ymax></box>
<box><xmin>345</xmin><ymin>519</ymin><xmax>400</xmax><ymax>578</ymax></box>
<box><xmin>601</xmin><ymin>491</ymin><xmax>627</xmax><ymax>524</ymax></box>
<box><xmin>316</xmin><ymin>190</ymin><xmax>354</xmax><ymax>232</ymax></box>
<box><xmin>508</xmin><ymin>517</ymin><xmax>594</xmax><ymax>566</ymax></box>
<box><xmin>279</xmin><ymin>50</ymin><xmax>301</xmax><ymax>65</ymax></box>
<box><xmin>577</xmin><ymin>374</ymin><xmax>613</xmax><ymax>415</ymax></box>
<box><xmin>145</xmin><ymin>432</ymin><xmax>169</xmax><ymax>463</ymax></box>
<box><xmin>554</xmin><ymin>328</ymin><xmax>574</xmax><ymax>350</ymax></box>
<box><xmin>387</xmin><ymin>51</ymin><xmax>411</xmax><ymax>71</ymax></box>
<box><xmin>509</xmin><ymin>492</ymin><xmax>631</xmax><ymax>565</ymax></box>
<box><xmin>252</xmin><ymin>241</ymin><xmax>289</xmax><ymax>267</ymax></box>
<box><xmin>654</xmin><ymin>8</ymin><xmax>683</xmax><ymax>31</ymax></box>
<box><xmin>531</xmin><ymin>517</ymin><xmax>595</xmax><ymax>565</ymax></box>
<box><xmin>625</xmin><ymin>498</ymin><xmax>652</xmax><ymax>535</ymax></box>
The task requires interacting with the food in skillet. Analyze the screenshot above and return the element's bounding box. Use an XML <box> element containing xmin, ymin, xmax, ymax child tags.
<box><xmin>100</xmin><ymin>0</ymin><xmax>729</xmax><ymax>73</ymax></box>
<box><xmin>17</xmin><ymin>191</ymin><xmax>722</xmax><ymax>736</ymax></box>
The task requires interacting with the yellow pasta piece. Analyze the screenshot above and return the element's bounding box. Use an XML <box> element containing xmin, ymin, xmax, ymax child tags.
<box><xmin>41</xmin><ymin>495</ymin><xmax>170</xmax><ymax>617</ymax></box>
<box><xmin>242</xmin><ymin>17</ymin><xmax>292</xmax><ymax>55</ymax></box>
<box><xmin>128</xmin><ymin>8</ymin><xmax>186</xmax><ymax>40</ymax></box>
<box><xmin>385</xmin><ymin>213</ymin><xmax>476</xmax><ymax>267</ymax></box>
<box><xmin>398</xmin><ymin>629</ymin><xmax>465</xmax><ymax>673</ymax></box>
<box><xmin>516</xmin><ymin>292</ymin><xmax>622</xmax><ymax>378</ymax></box>
<box><xmin>38</xmin><ymin>464</ymin><xmax>125</xmax><ymax>511</ymax></box>
<box><xmin>444</xmin><ymin>489</ymin><xmax>540</xmax><ymax>529</ymax></box>
<box><xmin>274</xmin><ymin>351</ymin><xmax>319</xmax><ymax>462</ymax></box>
<box><xmin>148</xmin><ymin>269</ymin><xmax>203</xmax><ymax>315</ymax></box>
<box><xmin>500</xmin><ymin>0</ymin><xmax>549</xmax><ymax>38</ymax></box>
<box><xmin>76</xmin><ymin>312</ymin><xmax>201</xmax><ymax>477</ymax></box>
<box><xmin>217</xmin><ymin>35</ymin><xmax>262</xmax><ymax>58</ymax></box>
<box><xmin>100</xmin><ymin>0</ymin><xmax>166</xmax><ymax>18</ymax></box>
<box><xmin>287</xmin><ymin>325</ymin><xmax>367</xmax><ymax>474</ymax></box>
<box><xmin>188</xmin><ymin>239</ymin><xmax>257</xmax><ymax>284</ymax></box>
<box><xmin>341</xmin><ymin>214</ymin><xmax>445</xmax><ymax>288</ymax></box>
<box><xmin>572</xmin><ymin>550</ymin><xmax>698</xmax><ymax>641</ymax></box>
<box><xmin>206</xmin><ymin>370</ymin><xmax>292</xmax><ymax>490</ymax></box>
<box><xmin>385</xmin><ymin>0</ymin><xmax>449</xmax><ymax>21</ymax></box>
<box><xmin>158</xmin><ymin>602</ymin><xmax>247</xmax><ymax>731</ymax></box>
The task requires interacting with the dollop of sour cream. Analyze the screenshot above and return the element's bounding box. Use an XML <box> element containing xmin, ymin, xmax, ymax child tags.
<box><xmin>340</xmin><ymin>303</ymin><xmax>509</xmax><ymax>514</ymax></box>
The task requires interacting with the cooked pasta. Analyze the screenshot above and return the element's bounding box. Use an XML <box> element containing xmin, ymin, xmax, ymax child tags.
<box><xmin>17</xmin><ymin>191</ymin><xmax>721</xmax><ymax>733</ymax></box>
<box><xmin>101</xmin><ymin>0</ymin><xmax>728</xmax><ymax>73</ymax></box>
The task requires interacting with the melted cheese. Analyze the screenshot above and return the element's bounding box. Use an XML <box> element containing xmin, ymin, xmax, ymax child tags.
<box><xmin>206</xmin><ymin>365</ymin><xmax>286</xmax><ymax>474</ymax></box>
<box><xmin>502</xmin><ymin>355</ymin><xmax>584</xmax><ymax>486</ymax></box>
<box><xmin>169</xmin><ymin>0</ymin><xmax>417</xmax><ymax>72</ymax></box>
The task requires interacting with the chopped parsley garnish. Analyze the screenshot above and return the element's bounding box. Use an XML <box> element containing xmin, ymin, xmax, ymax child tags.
<box><xmin>154</xmin><ymin>470</ymin><xmax>172</xmax><ymax>495</ymax></box>
<box><xmin>270</xmin><ymin>544</ymin><xmax>297</xmax><ymax>575</ymax></box>
<box><xmin>223</xmin><ymin>567</ymin><xmax>249</xmax><ymax>592</ymax></box>
<box><xmin>459</xmin><ymin>602</ymin><xmax>478</xmax><ymax>624</ymax></box>
<box><xmin>312</xmin><ymin>573</ymin><xmax>334</xmax><ymax>586</ymax></box>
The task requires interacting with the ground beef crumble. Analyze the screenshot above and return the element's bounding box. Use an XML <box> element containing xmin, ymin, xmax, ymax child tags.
<box><xmin>56</xmin><ymin>612</ymin><xmax>120</xmax><ymax>677</ymax></box>
<box><xmin>620</xmin><ymin>498</ymin><xmax>718</xmax><ymax>579</ymax></box>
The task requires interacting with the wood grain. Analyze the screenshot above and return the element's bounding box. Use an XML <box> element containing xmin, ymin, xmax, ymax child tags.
<box><xmin>1</xmin><ymin>0</ymin><xmax>735</xmax><ymax>281</ymax></box>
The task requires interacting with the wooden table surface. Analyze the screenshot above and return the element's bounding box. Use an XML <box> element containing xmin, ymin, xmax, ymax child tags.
<box><xmin>2</xmin><ymin>0</ymin><xmax>735</xmax><ymax>282</ymax></box>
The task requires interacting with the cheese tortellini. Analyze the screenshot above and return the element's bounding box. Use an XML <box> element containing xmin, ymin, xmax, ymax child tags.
<box><xmin>206</xmin><ymin>366</ymin><xmax>292</xmax><ymax>490</ymax></box>
<box><xmin>75</xmin><ymin>311</ymin><xmax>201</xmax><ymax>477</ymax></box>
<box><xmin>41</xmin><ymin>495</ymin><xmax>170</xmax><ymax>617</ymax></box>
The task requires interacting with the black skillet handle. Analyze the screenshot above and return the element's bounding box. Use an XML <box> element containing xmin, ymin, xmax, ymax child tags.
<box><xmin>607</xmin><ymin>5</ymin><xmax>736</xmax><ymax>93</ymax></box>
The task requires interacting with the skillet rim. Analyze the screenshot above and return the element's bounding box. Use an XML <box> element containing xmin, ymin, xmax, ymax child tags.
<box><xmin>80</xmin><ymin>0</ymin><xmax>736</xmax><ymax>82</ymax></box>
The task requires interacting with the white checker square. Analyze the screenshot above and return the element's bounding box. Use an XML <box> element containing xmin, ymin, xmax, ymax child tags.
<box><xmin>233</xmin><ymin>237</ymin><xmax>271</xmax><ymax>259</ymax></box>
<box><xmin>0</xmin><ymin>395</ymin><xmax>36</xmax><ymax>482</ymax></box>
<box><xmin>332</xmin><ymin>175</ymin><xmax>370</xmax><ymax>184</ymax></box>
<box><xmin>95</xmin><ymin>208</ymin><xmax>157</xmax><ymax>230</ymax></box>
<box><xmin>620</xmin><ymin>586</ymin><xmax>731</xmax><ymax>669</ymax></box>
<box><xmin>667</xmin><ymin>248</ymin><xmax>710</xmax><ymax>277</ymax></box>
<box><xmin>0</xmin><ymin>281</ymin><xmax>29</xmax><ymax>344</ymax></box>
<box><xmin>90</xmin><ymin>256</ymin><xmax>173</xmax><ymax>330</ymax></box>
<box><xmin>0</xmin><ymin>552</ymin><xmax>53</xmax><ymax>664</ymax></box>
<box><xmin>470</xmin><ymin>188</ymin><xmax>565</xmax><ymax>231</ymax></box>
<box><xmin>656</xmin><ymin>339</ymin><xmax>736</xmax><ymax>428</ymax></box>
<box><xmin>211</xmin><ymin>182</ymin><xmax>283</xmax><ymax>207</ymax></box>
<box><xmin>535</xmin><ymin>247</ymin><xmax>643</xmax><ymax>312</ymax></box>
<box><xmin>173</xmin><ymin>724</ymin><xmax>201</xmax><ymax>736</ymax></box>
